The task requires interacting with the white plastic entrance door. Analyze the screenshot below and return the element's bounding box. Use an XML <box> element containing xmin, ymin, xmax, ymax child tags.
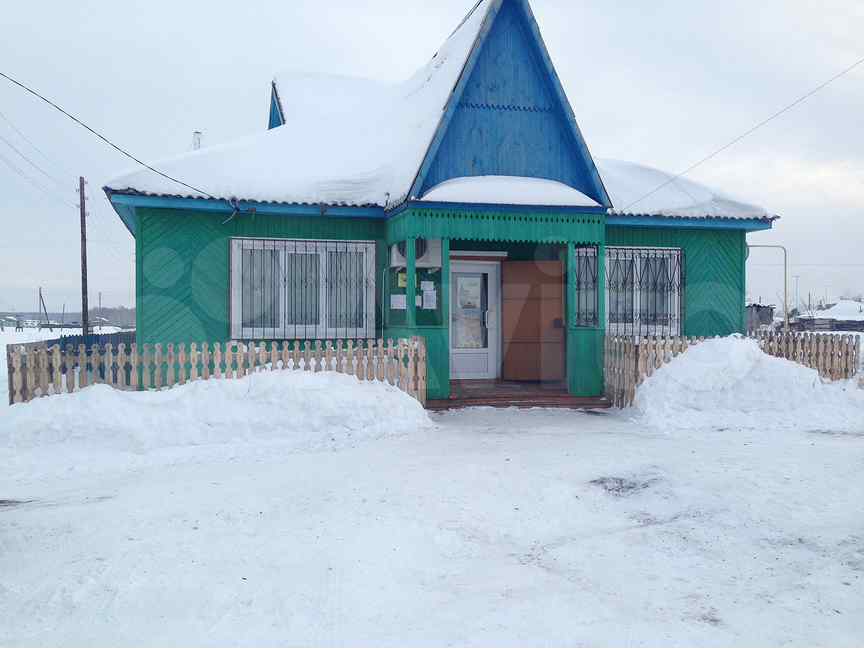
<box><xmin>450</xmin><ymin>262</ymin><xmax>500</xmax><ymax>380</ymax></box>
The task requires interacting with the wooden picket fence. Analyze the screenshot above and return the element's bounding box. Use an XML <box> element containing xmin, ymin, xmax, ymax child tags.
<box><xmin>6</xmin><ymin>338</ymin><xmax>427</xmax><ymax>407</ymax></box>
<box><xmin>748</xmin><ymin>331</ymin><xmax>861</xmax><ymax>379</ymax></box>
<box><xmin>605</xmin><ymin>332</ymin><xmax>861</xmax><ymax>409</ymax></box>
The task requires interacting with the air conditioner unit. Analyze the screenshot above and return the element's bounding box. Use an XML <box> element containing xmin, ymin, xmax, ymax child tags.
<box><xmin>390</xmin><ymin>238</ymin><xmax>442</xmax><ymax>269</ymax></box>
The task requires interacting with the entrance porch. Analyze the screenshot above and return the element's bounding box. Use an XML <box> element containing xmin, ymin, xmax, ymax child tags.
<box><xmin>427</xmin><ymin>380</ymin><xmax>611</xmax><ymax>410</ymax></box>
<box><xmin>384</xmin><ymin>206</ymin><xmax>608</xmax><ymax>403</ymax></box>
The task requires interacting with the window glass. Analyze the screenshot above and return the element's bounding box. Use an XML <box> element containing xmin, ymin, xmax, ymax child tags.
<box><xmin>327</xmin><ymin>250</ymin><xmax>365</xmax><ymax>329</ymax></box>
<box><xmin>285</xmin><ymin>252</ymin><xmax>320</xmax><ymax>326</ymax></box>
<box><xmin>241</xmin><ymin>248</ymin><xmax>279</xmax><ymax>329</ymax></box>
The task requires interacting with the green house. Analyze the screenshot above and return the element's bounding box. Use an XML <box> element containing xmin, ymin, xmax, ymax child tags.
<box><xmin>105</xmin><ymin>0</ymin><xmax>775</xmax><ymax>405</ymax></box>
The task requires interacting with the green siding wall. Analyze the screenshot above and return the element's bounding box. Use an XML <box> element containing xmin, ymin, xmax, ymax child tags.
<box><xmin>606</xmin><ymin>226</ymin><xmax>747</xmax><ymax>337</ymax></box>
<box><xmin>134</xmin><ymin>206</ymin><xmax>748</xmax><ymax>401</ymax></box>
<box><xmin>135</xmin><ymin>208</ymin><xmax>385</xmax><ymax>345</ymax></box>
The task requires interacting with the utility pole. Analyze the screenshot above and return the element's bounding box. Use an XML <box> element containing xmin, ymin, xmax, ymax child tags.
<box><xmin>79</xmin><ymin>176</ymin><xmax>89</xmax><ymax>335</ymax></box>
<box><xmin>793</xmin><ymin>275</ymin><xmax>801</xmax><ymax>313</ymax></box>
<box><xmin>748</xmin><ymin>244</ymin><xmax>790</xmax><ymax>332</ymax></box>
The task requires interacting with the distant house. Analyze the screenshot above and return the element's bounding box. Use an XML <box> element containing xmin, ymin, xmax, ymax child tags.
<box><xmin>105</xmin><ymin>0</ymin><xmax>777</xmax><ymax>402</ymax></box>
<box><xmin>797</xmin><ymin>300</ymin><xmax>864</xmax><ymax>332</ymax></box>
<box><xmin>747</xmin><ymin>304</ymin><xmax>775</xmax><ymax>331</ymax></box>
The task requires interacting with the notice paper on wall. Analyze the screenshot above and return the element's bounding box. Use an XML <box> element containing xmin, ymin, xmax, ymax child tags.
<box><xmin>416</xmin><ymin>295</ymin><xmax>423</xmax><ymax>307</ymax></box>
<box><xmin>420</xmin><ymin>281</ymin><xmax>435</xmax><ymax>292</ymax></box>
<box><xmin>390</xmin><ymin>294</ymin><xmax>407</xmax><ymax>310</ymax></box>
<box><xmin>423</xmin><ymin>290</ymin><xmax>437</xmax><ymax>310</ymax></box>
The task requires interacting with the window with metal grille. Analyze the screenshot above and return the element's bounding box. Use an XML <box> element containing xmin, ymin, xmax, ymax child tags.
<box><xmin>230</xmin><ymin>239</ymin><xmax>376</xmax><ymax>340</ymax></box>
<box><xmin>606</xmin><ymin>247</ymin><xmax>684</xmax><ymax>336</ymax></box>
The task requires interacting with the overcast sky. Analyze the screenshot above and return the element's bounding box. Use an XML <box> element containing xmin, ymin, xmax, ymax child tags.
<box><xmin>1</xmin><ymin>0</ymin><xmax>861</xmax><ymax>313</ymax></box>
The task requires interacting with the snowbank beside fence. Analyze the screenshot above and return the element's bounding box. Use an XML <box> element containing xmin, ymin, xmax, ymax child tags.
<box><xmin>2</xmin><ymin>371</ymin><xmax>430</xmax><ymax>452</ymax></box>
<box><xmin>635</xmin><ymin>336</ymin><xmax>864</xmax><ymax>433</ymax></box>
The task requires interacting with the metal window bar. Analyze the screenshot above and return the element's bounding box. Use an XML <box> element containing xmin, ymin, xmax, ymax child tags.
<box><xmin>606</xmin><ymin>247</ymin><xmax>684</xmax><ymax>337</ymax></box>
<box><xmin>573</xmin><ymin>246</ymin><xmax>599</xmax><ymax>327</ymax></box>
<box><xmin>230</xmin><ymin>238</ymin><xmax>376</xmax><ymax>341</ymax></box>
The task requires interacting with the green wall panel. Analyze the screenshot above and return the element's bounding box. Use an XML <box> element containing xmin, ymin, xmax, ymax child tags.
<box><xmin>567</xmin><ymin>328</ymin><xmax>604</xmax><ymax>397</ymax></box>
<box><xmin>387</xmin><ymin>208</ymin><xmax>605</xmax><ymax>244</ymax></box>
<box><xmin>136</xmin><ymin>208</ymin><xmax>385</xmax><ymax>345</ymax></box>
<box><xmin>606</xmin><ymin>226</ymin><xmax>747</xmax><ymax>337</ymax></box>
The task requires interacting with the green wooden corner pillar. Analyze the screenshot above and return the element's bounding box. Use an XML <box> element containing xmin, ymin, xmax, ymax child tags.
<box><xmin>406</xmin><ymin>237</ymin><xmax>417</xmax><ymax>328</ymax></box>
<box><xmin>566</xmin><ymin>241</ymin><xmax>605</xmax><ymax>398</ymax></box>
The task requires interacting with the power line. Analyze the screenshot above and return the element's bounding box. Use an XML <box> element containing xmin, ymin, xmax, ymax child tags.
<box><xmin>0</xmin><ymin>130</ymin><xmax>67</xmax><ymax>188</ymax></box>
<box><xmin>0</xmin><ymin>70</ymin><xmax>219</xmax><ymax>201</ymax></box>
<box><xmin>0</xmin><ymin>108</ymin><xmax>73</xmax><ymax>175</ymax></box>
<box><xmin>0</xmin><ymin>148</ymin><xmax>77</xmax><ymax>208</ymax></box>
<box><xmin>750</xmin><ymin>263</ymin><xmax>864</xmax><ymax>267</ymax></box>
<box><xmin>623</xmin><ymin>54</ymin><xmax>864</xmax><ymax>212</ymax></box>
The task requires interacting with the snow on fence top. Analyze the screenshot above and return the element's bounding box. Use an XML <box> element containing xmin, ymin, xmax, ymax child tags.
<box><xmin>105</xmin><ymin>0</ymin><xmax>769</xmax><ymax>221</ymax></box>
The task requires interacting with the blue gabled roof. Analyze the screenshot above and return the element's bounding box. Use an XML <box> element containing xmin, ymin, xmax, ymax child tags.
<box><xmin>410</xmin><ymin>0</ymin><xmax>612</xmax><ymax>208</ymax></box>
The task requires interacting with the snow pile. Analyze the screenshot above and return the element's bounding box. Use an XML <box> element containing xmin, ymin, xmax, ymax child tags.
<box><xmin>2</xmin><ymin>371</ymin><xmax>430</xmax><ymax>452</ymax></box>
<box><xmin>421</xmin><ymin>175</ymin><xmax>601</xmax><ymax>207</ymax></box>
<box><xmin>635</xmin><ymin>336</ymin><xmax>864</xmax><ymax>432</ymax></box>
<box><xmin>597</xmin><ymin>159</ymin><xmax>769</xmax><ymax>219</ymax></box>
<box><xmin>819</xmin><ymin>299</ymin><xmax>864</xmax><ymax>321</ymax></box>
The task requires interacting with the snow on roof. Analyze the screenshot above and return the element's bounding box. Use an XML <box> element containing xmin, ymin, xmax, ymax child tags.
<box><xmin>105</xmin><ymin>2</ymin><xmax>771</xmax><ymax>222</ymax></box>
<box><xmin>421</xmin><ymin>176</ymin><xmax>601</xmax><ymax>207</ymax></box>
<box><xmin>106</xmin><ymin>0</ymin><xmax>495</xmax><ymax>208</ymax></box>
<box><xmin>596</xmin><ymin>159</ymin><xmax>770</xmax><ymax>220</ymax></box>
<box><xmin>817</xmin><ymin>300</ymin><xmax>864</xmax><ymax>321</ymax></box>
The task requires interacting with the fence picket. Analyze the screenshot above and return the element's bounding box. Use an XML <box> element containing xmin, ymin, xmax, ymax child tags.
<box><xmin>270</xmin><ymin>341</ymin><xmax>280</xmax><ymax>371</ymax></box>
<box><xmin>77</xmin><ymin>344</ymin><xmax>88</xmax><ymax>389</ymax></box>
<box><xmin>51</xmin><ymin>345</ymin><xmax>62</xmax><ymax>394</ymax></box>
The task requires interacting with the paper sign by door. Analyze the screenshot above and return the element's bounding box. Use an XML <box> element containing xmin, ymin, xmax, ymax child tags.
<box><xmin>457</xmin><ymin>276</ymin><xmax>482</xmax><ymax>309</ymax></box>
<box><xmin>422</xmin><ymin>290</ymin><xmax>437</xmax><ymax>310</ymax></box>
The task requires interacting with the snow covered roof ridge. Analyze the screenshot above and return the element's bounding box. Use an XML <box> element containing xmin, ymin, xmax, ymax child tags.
<box><xmin>106</xmin><ymin>0</ymin><xmax>496</xmax><ymax>209</ymax></box>
<box><xmin>596</xmin><ymin>159</ymin><xmax>772</xmax><ymax>221</ymax></box>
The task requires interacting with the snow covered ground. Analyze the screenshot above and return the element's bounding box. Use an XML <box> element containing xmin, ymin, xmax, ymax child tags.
<box><xmin>1</xmin><ymin>338</ymin><xmax>862</xmax><ymax>646</ymax></box>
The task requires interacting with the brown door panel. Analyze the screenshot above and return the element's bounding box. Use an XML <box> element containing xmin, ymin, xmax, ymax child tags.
<box><xmin>502</xmin><ymin>300</ymin><xmax>564</xmax><ymax>341</ymax></box>
<box><xmin>502</xmin><ymin>342</ymin><xmax>566</xmax><ymax>381</ymax></box>
<box><xmin>501</xmin><ymin>260</ymin><xmax>566</xmax><ymax>382</ymax></box>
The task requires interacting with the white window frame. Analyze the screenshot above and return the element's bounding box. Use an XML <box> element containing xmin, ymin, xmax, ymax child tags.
<box><xmin>230</xmin><ymin>238</ymin><xmax>376</xmax><ymax>340</ymax></box>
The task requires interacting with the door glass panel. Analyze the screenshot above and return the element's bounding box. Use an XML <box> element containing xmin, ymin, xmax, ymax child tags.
<box><xmin>452</xmin><ymin>273</ymin><xmax>488</xmax><ymax>349</ymax></box>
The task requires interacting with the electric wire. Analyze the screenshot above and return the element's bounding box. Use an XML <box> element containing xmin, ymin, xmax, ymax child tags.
<box><xmin>621</xmin><ymin>55</ymin><xmax>864</xmax><ymax>212</ymax></box>
<box><xmin>0</xmin><ymin>70</ymin><xmax>220</xmax><ymax>201</ymax></box>
<box><xmin>0</xmin><ymin>148</ymin><xmax>76</xmax><ymax>208</ymax></box>
<box><xmin>0</xmin><ymin>130</ymin><xmax>67</xmax><ymax>189</ymax></box>
<box><xmin>0</xmin><ymin>108</ymin><xmax>76</xmax><ymax>176</ymax></box>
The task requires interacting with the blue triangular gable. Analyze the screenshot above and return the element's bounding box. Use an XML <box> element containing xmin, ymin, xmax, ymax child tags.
<box><xmin>411</xmin><ymin>0</ymin><xmax>611</xmax><ymax>207</ymax></box>
<box><xmin>268</xmin><ymin>82</ymin><xmax>285</xmax><ymax>130</ymax></box>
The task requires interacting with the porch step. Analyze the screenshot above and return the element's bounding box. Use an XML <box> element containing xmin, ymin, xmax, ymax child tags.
<box><xmin>426</xmin><ymin>395</ymin><xmax>612</xmax><ymax>411</ymax></box>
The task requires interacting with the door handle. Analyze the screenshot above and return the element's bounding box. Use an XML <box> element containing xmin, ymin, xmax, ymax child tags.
<box><xmin>484</xmin><ymin>310</ymin><xmax>489</xmax><ymax>328</ymax></box>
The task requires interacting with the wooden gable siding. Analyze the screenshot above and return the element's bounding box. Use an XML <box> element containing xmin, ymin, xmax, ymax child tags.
<box><xmin>606</xmin><ymin>226</ymin><xmax>747</xmax><ymax>337</ymax></box>
<box><xmin>135</xmin><ymin>208</ymin><xmax>386</xmax><ymax>345</ymax></box>
<box><xmin>268</xmin><ymin>82</ymin><xmax>285</xmax><ymax>130</ymax></box>
<box><xmin>419</xmin><ymin>1</ymin><xmax>603</xmax><ymax>203</ymax></box>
